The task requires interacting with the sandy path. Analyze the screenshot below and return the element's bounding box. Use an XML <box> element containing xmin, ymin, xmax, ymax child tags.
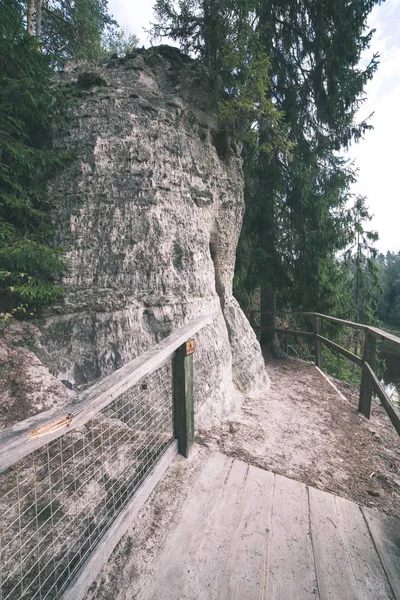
<box><xmin>197</xmin><ymin>354</ymin><xmax>400</xmax><ymax>517</ymax></box>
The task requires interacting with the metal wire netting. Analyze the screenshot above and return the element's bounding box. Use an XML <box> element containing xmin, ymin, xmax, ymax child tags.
<box><xmin>0</xmin><ymin>361</ymin><xmax>174</xmax><ymax>600</ymax></box>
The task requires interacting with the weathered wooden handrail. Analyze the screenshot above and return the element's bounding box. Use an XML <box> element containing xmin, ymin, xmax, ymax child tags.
<box><xmin>259</xmin><ymin>326</ymin><xmax>314</xmax><ymax>338</ymax></box>
<box><xmin>315</xmin><ymin>334</ymin><xmax>363</xmax><ymax>368</ymax></box>
<box><xmin>249</xmin><ymin>310</ymin><xmax>400</xmax><ymax>436</ymax></box>
<box><xmin>249</xmin><ymin>310</ymin><xmax>400</xmax><ymax>345</ymax></box>
<box><xmin>0</xmin><ymin>315</ymin><xmax>210</xmax><ymax>472</ymax></box>
<box><xmin>0</xmin><ymin>316</ymin><xmax>211</xmax><ymax>600</ymax></box>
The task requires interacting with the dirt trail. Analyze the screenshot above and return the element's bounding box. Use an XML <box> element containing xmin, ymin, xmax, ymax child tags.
<box><xmin>197</xmin><ymin>353</ymin><xmax>400</xmax><ymax>516</ymax></box>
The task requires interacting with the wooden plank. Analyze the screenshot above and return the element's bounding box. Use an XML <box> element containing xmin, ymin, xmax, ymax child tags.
<box><xmin>309</xmin><ymin>486</ymin><xmax>363</xmax><ymax>600</ymax></box>
<box><xmin>313</xmin><ymin>315</ymin><xmax>323</xmax><ymax>368</ymax></box>
<box><xmin>314</xmin><ymin>313</ymin><xmax>368</xmax><ymax>332</ymax></box>
<box><xmin>249</xmin><ymin>311</ymin><xmax>400</xmax><ymax>350</ymax></box>
<box><xmin>0</xmin><ymin>316</ymin><xmax>210</xmax><ymax>472</ymax></box>
<box><xmin>362</xmin><ymin>507</ymin><xmax>400</xmax><ymax>600</ymax></box>
<box><xmin>315</xmin><ymin>314</ymin><xmax>400</xmax><ymax>350</ymax></box>
<box><xmin>173</xmin><ymin>341</ymin><xmax>194</xmax><ymax>458</ymax></box>
<box><xmin>364</xmin><ymin>362</ymin><xmax>400</xmax><ymax>436</ymax></box>
<box><xmin>61</xmin><ymin>440</ymin><xmax>179</xmax><ymax>600</ymax></box>
<box><xmin>217</xmin><ymin>465</ymin><xmax>275</xmax><ymax>600</ymax></box>
<box><xmin>269</xmin><ymin>475</ymin><xmax>318</xmax><ymax>600</ymax></box>
<box><xmin>359</xmin><ymin>333</ymin><xmax>377</xmax><ymax>418</ymax></box>
<box><xmin>176</xmin><ymin>458</ymin><xmax>250</xmax><ymax>600</ymax></box>
<box><xmin>148</xmin><ymin>451</ymin><xmax>237</xmax><ymax>600</ymax></box>
<box><xmin>334</xmin><ymin>496</ymin><xmax>395</xmax><ymax>600</ymax></box>
<box><xmin>251</xmin><ymin>311</ymin><xmax>366</xmax><ymax>332</ymax></box>
<box><xmin>259</xmin><ymin>326</ymin><xmax>314</xmax><ymax>338</ymax></box>
<box><xmin>317</xmin><ymin>334</ymin><xmax>363</xmax><ymax>368</ymax></box>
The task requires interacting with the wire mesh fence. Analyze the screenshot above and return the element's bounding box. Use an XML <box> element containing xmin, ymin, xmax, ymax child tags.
<box><xmin>0</xmin><ymin>360</ymin><xmax>174</xmax><ymax>600</ymax></box>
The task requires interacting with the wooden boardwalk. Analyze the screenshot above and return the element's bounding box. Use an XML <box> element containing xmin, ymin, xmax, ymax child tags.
<box><xmin>145</xmin><ymin>451</ymin><xmax>399</xmax><ymax>600</ymax></box>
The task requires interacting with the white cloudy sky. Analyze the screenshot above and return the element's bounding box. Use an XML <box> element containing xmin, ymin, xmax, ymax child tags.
<box><xmin>108</xmin><ymin>0</ymin><xmax>400</xmax><ymax>254</ymax></box>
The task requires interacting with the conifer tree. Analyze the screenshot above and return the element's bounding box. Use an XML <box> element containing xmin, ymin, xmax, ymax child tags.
<box><xmin>0</xmin><ymin>0</ymin><xmax>65</xmax><ymax>314</ymax></box>
<box><xmin>0</xmin><ymin>0</ymin><xmax>120</xmax><ymax>314</ymax></box>
<box><xmin>253</xmin><ymin>0</ymin><xmax>380</xmax><ymax>349</ymax></box>
<box><xmin>25</xmin><ymin>0</ymin><xmax>116</xmax><ymax>63</ymax></box>
<box><xmin>153</xmin><ymin>0</ymin><xmax>383</xmax><ymax>352</ymax></box>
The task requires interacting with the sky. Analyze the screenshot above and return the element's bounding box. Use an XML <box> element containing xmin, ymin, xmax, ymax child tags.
<box><xmin>108</xmin><ymin>0</ymin><xmax>400</xmax><ymax>254</ymax></box>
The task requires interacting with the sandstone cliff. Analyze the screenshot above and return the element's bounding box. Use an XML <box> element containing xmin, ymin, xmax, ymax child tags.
<box><xmin>30</xmin><ymin>46</ymin><xmax>268</xmax><ymax>425</ymax></box>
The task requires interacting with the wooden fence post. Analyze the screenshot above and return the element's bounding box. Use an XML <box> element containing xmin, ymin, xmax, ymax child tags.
<box><xmin>358</xmin><ymin>332</ymin><xmax>377</xmax><ymax>419</ymax></box>
<box><xmin>173</xmin><ymin>339</ymin><xmax>194</xmax><ymax>458</ymax></box>
<box><xmin>313</xmin><ymin>315</ymin><xmax>322</xmax><ymax>368</ymax></box>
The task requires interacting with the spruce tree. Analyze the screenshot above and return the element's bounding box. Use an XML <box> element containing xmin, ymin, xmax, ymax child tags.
<box><xmin>0</xmin><ymin>0</ymin><xmax>65</xmax><ymax>314</ymax></box>
<box><xmin>153</xmin><ymin>0</ymin><xmax>383</xmax><ymax>352</ymax></box>
<box><xmin>26</xmin><ymin>0</ymin><xmax>117</xmax><ymax>64</ymax></box>
<box><xmin>253</xmin><ymin>0</ymin><xmax>380</xmax><ymax>349</ymax></box>
<box><xmin>0</xmin><ymin>0</ymin><xmax>119</xmax><ymax>315</ymax></box>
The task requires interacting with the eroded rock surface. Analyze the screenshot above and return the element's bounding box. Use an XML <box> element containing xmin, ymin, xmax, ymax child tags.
<box><xmin>32</xmin><ymin>46</ymin><xmax>268</xmax><ymax>426</ymax></box>
<box><xmin>0</xmin><ymin>322</ymin><xmax>74</xmax><ymax>428</ymax></box>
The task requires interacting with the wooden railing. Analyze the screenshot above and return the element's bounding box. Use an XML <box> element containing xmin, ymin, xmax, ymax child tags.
<box><xmin>250</xmin><ymin>311</ymin><xmax>400</xmax><ymax>437</ymax></box>
<box><xmin>0</xmin><ymin>316</ymin><xmax>209</xmax><ymax>600</ymax></box>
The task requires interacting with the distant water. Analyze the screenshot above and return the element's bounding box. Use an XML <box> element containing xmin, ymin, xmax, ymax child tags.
<box><xmin>380</xmin><ymin>347</ymin><xmax>400</xmax><ymax>404</ymax></box>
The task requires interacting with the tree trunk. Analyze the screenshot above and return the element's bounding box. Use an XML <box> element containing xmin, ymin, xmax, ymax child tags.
<box><xmin>255</xmin><ymin>0</ymin><xmax>285</xmax><ymax>358</ymax></box>
<box><xmin>260</xmin><ymin>282</ymin><xmax>277</xmax><ymax>345</ymax></box>
<box><xmin>35</xmin><ymin>0</ymin><xmax>43</xmax><ymax>42</ymax></box>
<box><xmin>257</xmin><ymin>122</ymin><xmax>285</xmax><ymax>356</ymax></box>
<box><xmin>260</xmin><ymin>282</ymin><xmax>286</xmax><ymax>357</ymax></box>
<box><xmin>27</xmin><ymin>0</ymin><xmax>35</xmax><ymax>35</ymax></box>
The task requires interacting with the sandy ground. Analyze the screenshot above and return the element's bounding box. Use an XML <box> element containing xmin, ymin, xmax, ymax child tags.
<box><xmin>197</xmin><ymin>353</ymin><xmax>400</xmax><ymax>517</ymax></box>
<box><xmin>86</xmin><ymin>353</ymin><xmax>399</xmax><ymax>600</ymax></box>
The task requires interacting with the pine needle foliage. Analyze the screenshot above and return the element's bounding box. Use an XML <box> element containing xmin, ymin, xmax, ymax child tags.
<box><xmin>152</xmin><ymin>0</ymin><xmax>384</xmax><ymax>333</ymax></box>
<box><xmin>152</xmin><ymin>0</ymin><xmax>292</xmax><ymax>153</ymax></box>
<box><xmin>0</xmin><ymin>0</ymin><xmax>66</xmax><ymax>314</ymax></box>
<box><xmin>41</xmin><ymin>0</ymin><xmax>117</xmax><ymax>65</ymax></box>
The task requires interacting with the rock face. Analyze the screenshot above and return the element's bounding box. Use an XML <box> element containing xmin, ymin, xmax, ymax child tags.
<box><xmin>36</xmin><ymin>47</ymin><xmax>268</xmax><ymax>426</ymax></box>
<box><xmin>0</xmin><ymin>322</ymin><xmax>74</xmax><ymax>429</ymax></box>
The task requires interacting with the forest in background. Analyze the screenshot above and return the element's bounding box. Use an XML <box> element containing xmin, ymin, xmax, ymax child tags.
<box><xmin>0</xmin><ymin>0</ymin><xmax>399</xmax><ymax>394</ymax></box>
